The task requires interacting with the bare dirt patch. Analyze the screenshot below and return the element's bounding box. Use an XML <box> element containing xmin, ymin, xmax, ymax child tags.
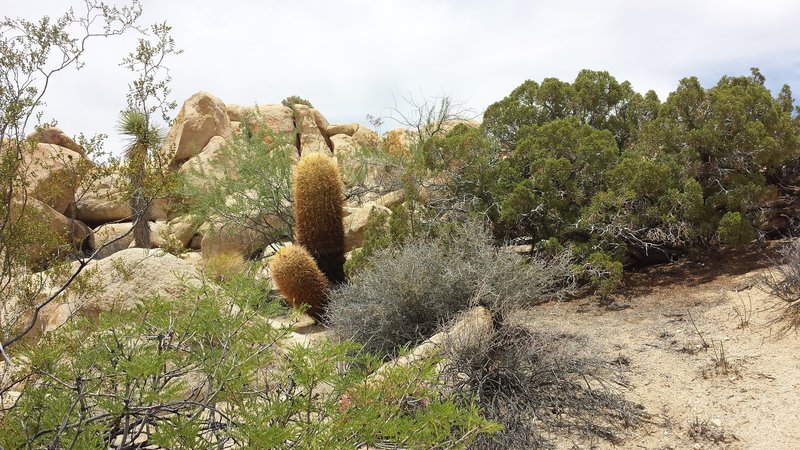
<box><xmin>519</xmin><ymin>245</ymin><xmax>800</xmax><ymax>449</ymax></box>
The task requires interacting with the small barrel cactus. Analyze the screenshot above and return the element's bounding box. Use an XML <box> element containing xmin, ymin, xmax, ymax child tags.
<box><xmin>269</xmin><ymin>245</ymin><xmax>330</xmax><ymax>320</ymax></box>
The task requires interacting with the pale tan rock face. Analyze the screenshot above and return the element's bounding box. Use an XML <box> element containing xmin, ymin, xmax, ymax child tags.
<box><xmin>225</xmin><ymin>104</ymin><xmax>248</xmax><ymax>122</ymax></box>
<box><xmin>292</xmin><ymin>104</ymin><xmax>332</xmax><ymax>155</ymax></box>
<box><xmin>227</xmin><ymin>103</ymin><xmax>295</xmax><ymax>136</ymax></box>
<box><xmin>27</xmin><ymin>127</ymin><xmax>86</xmax><ymax>157</ymax></box>
<box><xmin>310</xmin><ymin>108</ymin><xmax>330</xmax><ymax>132</ymax></box>
<box><xmin>39</xmin><ymin>248</ymin><xmax>203</xmax><ymax>335</ymax></box>
<box><xmin>179</xmin><ymin>135</ymin><xmax>228</xmax><ymax>184</ymax></box>
<box><xmin>24</xmin><ymin>196</ymin><xmax>91</xmax><ymax>247</ymax></box>
<box><xmin>343</xmin><ymin>203</ymin><xmax>391</xmax><ymax>252</ymax></box>
<box><xmin>163</xmin><ymin>91</ymin><xmax>232</xmax><ymax>167</ymax></box>
<box><xmin>93</xmin><ymin>222</ymin><xmax>134</xmax><ymax>259</ymax></box>
<box><xmin>73</xmin><ymin>174</ymin><xmax>170</xmax><ymax>226</ymax></box>
<box><xmin>331</xmin><ymin>134</ymin><xmax>357</xmax><ymax>155</ymax></box>
<box><xmin>151</xmin><ymin>216</ymin><xmax>198</xmax><ymax>250</ymax></box>
<box><xmin>74</xmin><ymin>174</ymin><xmax>129</xmax><ymax>224</ymax></box>
<box><xmin>20</xmin><ymin>143</ymin><xmax>83</xmax><ymax>214</ymax></box>
<box><xmin>351</xmin><ymin>125</ymin><xmax>381</xmax><ymax>150</ymax></box>
<box><xmin>384</xmin><ymin>128</ymin><xmax>415</xmax><ymax>156</ymax></box>
<box><xmin>367</xmin><ymin>307</ymin><xmax>492</xmax><ymax>383</ymax></box>
<box><xmin>374</xmin><ymin>190</ymin><xmax>405</xmax><ymax>209</ymax></box>
<box><xmin>327</xmin><ymin>123</ymin><xmax>359</xmax><ymax>137</ymax></box>
<box><xmin>199</xmin><ymin>212</ymin><xmax>287</xmax><ymax>259</ymax></box>
<box><xmin>333</xmin><ymin>131</ymin><xmax>403</xmax><ymax>196</ymax></box>
<box><xmin>8</xmin><ymin>196</ymin><xmax>95</xmax><ymax>265</ymax></box>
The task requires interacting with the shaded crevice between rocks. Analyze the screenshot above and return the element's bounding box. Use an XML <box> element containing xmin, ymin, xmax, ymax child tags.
<box><xmin>292</xmin><ymin>114</ymin><xmax>302</xmax><ymax>157</ymax></box>
<box><xmin>312</xmin><ymin>112</ymin><xmax>335</xmax><ymax>154</ymax></box>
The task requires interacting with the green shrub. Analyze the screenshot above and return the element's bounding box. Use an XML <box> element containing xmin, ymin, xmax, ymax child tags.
<box><xmin>498</xmin><ymin>117</ymin><xmax>619</xmax><ymax>241</ymax></box>
<box><xmin>0</xmin><ymin>276</ymin><xmax>497</xmax><ymax>448</ymax></box>
<box><xmin>479</xmin><ymin>68</ymin><xmax>799</xmax><ymax>278</ymax></box>
<box><xmin>344</xmin><ymin>203</ymin><xmax>413</xmax><ymax>276</ymax></box>
<box><xmin>586</xmin><ymin>251</ymin><xmax>624</xmax><ymax>296</ymax></box>
<box><xmin>281</xmin><ymin>95</ymin><xmax>313</xmax><ymax>108</ymax></box>
<box><xmin>180</xmin><ymin>119</ymin><xmax>295</xmax><ymax>248</ymax></box>
<box><xmin>717</xmin><ymin>211</ymin><xmax>756</xmax><ymax>247</ymax></box>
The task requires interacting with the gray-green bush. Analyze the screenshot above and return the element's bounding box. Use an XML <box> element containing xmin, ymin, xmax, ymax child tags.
<box><xmin>326</xmin><ymin>223</ymin><xmax>574</xmax><ymax>357</ymax></box>
<box><xmin>762</xmin><ymin>238</ymin><xmax>800</xmax><ymax>331</ymax></box>
<box><xmin>440</xmin><ymin>321</ymin><xmax>645</xmax><ymax>449</ymax></box>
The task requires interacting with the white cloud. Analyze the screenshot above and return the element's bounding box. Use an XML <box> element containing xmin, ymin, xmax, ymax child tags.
<box><xmin>7</xmin><ymin>0</ymin><xmax>800</xmax><ymax>154</ymax></box>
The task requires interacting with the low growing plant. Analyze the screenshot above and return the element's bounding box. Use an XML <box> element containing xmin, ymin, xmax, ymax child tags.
<box><xmin>0</xmin><ymin>274</ymin><xmax>497</xmax><ymax>448</ymax></box>
<box><xmin>327</xmin><ymin>223</ymin><xmax>574</xmax><ymax>358</ymax></box>
<box><xmin>761</xmin><ymin>238</ymin><xmax>800</xmax><ymax>331</ymax></box>
<box><xmin>440</xmin><ymin>320</ymin><xmax>645</xmax><ymax>449</ymax></box>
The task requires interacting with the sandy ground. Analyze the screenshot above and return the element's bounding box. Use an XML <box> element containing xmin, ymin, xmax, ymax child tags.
<box><xmin>519</xmin><ymin>247</ymin><xmax>800</xmax><ymax>449</ymax></box>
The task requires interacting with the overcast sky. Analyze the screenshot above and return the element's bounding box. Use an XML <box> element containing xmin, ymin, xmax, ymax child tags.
<box><xmin>8</xmin><ymin>0</ymin><xmax>800</xmax><ymax>155</ymax></box>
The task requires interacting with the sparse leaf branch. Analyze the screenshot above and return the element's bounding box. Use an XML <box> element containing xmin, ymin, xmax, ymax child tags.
<box><xmin>0</xmin><ymin>1</ymin><xmax>143</xmax><ymax>348</ymax></box>
<box><xmin>384</xmin><ymin>90</ymin><xmax>475</xmax><ymax>146</ymax></box>
<box><xmin>1</xmin><ymin>214</ymin><xmax>149</xmax><ymax>351</ymax></box>
<box><xmin>121</xmin><ymin>21</ymin><xmax>181</xmax><ymax>125</ymax></box>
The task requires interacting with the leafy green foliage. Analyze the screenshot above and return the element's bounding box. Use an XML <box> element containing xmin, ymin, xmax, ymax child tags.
<box><xmin>499</xmin><ymin>117</ymin><xmax>619</xmax><ymax>241</ymax></box>
<box><xmin>0</xmin><ymin>275</ymin><xmax>497</xmax><ymax>448</ymax></box>
<box><xmin>0</xmin><ymin>1</ymin><xmax>145</xmax><ymax>351</ymax></box>
<box><xmin>585</xmin><ymin>251</ymin><xmax>624</xmax><ymax>297</ymax></box>
<box><xmin>717</xmin><ymin>211</ymin><xmax>756</xmax><ymax>247</ymax></box>
<box><xmin>281</xmin><ymin>95</ymin><xmax>314</xmax><ymax>109</ymax></box>
<box><xmin>482</xmin><ymin>70</ymin><xmax>657</xmax><ymax>149</ymax></box>
<box><xmin>118</xmin><ymin>109</ymin><xmax>164</xmax><ymax>247</ymax></box>
<box><xmin>118</xmin><ymin>21</ymin><xmax>180</xmax><ymax>249</ymax></box>
<box><xmin>180</xmin><ymin>120</ymin><xmax>295</xmax><ymax>251</ymax></box>
<box><xmin>345</xmin><ymin>203</ymin><xmax>414</xmax><ymax>276</ymax></box>
<box><xmin>421</xmin><ymin>123</ymin><xmax>506</xmax><ymax>224</ymax></box>
<box><xmin>474</xmin><ymin>69</ymin><xmax>800</xmax><ymax>290</ymax></box>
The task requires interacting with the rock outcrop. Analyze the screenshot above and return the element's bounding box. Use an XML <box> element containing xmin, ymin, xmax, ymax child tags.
<box><xmin>151</xmin><ymin>216</ymin><xmax>198</xmax><ymax>250</ymax></box>
<box><xmin>9</xmin><ymin>196</ymin><xmax>94</xmax><ymax>265</ymax></box>
<box><xmin>21</xmin><ymin>143</ymin><xmax>84</xmax><ymax>214</ymax></box>
<box><xmin>73</xmin><ymin>174</ymin><xmax>170</xmax><ymax>226</ymax></box>
<box><xmin>93</xmin><ymin>222</ymin><xmax>134</xmax><ymax>259</ymax></box>
<box><xmin>27</xmin><ymin>127</ymin><xmax>86</xmax><ymax>157</ymax></box>
<box><xmin>343</xmin><ymin>203</ymin><xmax>391</xmax><ymax>252</ymax></box>
<box><xmin>226</xmin><ymin>103</ymin><xmax>295</xmax><ymax>136</ymax></box>
<box><xmin>40</xmin><ymin>249</ymin><xmax>203</xmax><ymax>335</ymax></box>
<box><xmin>199</xmin><ymin>214</ymin><xmax>287</xmax><ymax>259</ymax></box>
<box><xmin>327</xmin><ymin>123</ymin><xmax>359</xmax><ymax>137</ymax></box>
<box><xmin>331</xmin><ymin>134</ymin><xmax>357</xmax><ymax>155</ymax></box>
<box><xmin>164</xmin><ymin>91</ymin><xmax>232</xmax><ymax>167</ymax></box>
<box><xmin>179</xmin><ymin>135</ymin><xmax>228</xmax><ymax>184</ymax></box>
<box><xmin>292</xmin><ymin>104</ymin><xmax>332</xmax><ymax>155</ymax></box>
<box><xmin>384</xmin><ymin>128</ymin><xmax>415</xmax><ymax>156</ymax></box>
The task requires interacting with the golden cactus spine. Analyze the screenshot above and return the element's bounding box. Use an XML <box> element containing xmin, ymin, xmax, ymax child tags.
<box><xmin>269</xmin><ymin>245</ymin><xmax>330</xmax><ymax>320</ymax></box>
<box><xmin>292</xmin><ymin>152</ymin><xmax>346</xmax><ymax>284</ymax></box>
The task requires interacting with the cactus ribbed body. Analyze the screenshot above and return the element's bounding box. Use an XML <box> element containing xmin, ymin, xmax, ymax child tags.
<box><xmin>293</xmin><ymin>153</ymin><xmax>346</xmax><ymax>284</ymax></box>
<box><xmin>269</xmin><ymin>245</ymin><xmax>330</xmax><ymax>320</ymax></box>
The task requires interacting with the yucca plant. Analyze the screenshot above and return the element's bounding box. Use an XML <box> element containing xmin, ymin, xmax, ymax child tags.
<box><xmin>118</xmin><ymin>109</ymin><xmax>161</xmax><ymax>248</ymax></box>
